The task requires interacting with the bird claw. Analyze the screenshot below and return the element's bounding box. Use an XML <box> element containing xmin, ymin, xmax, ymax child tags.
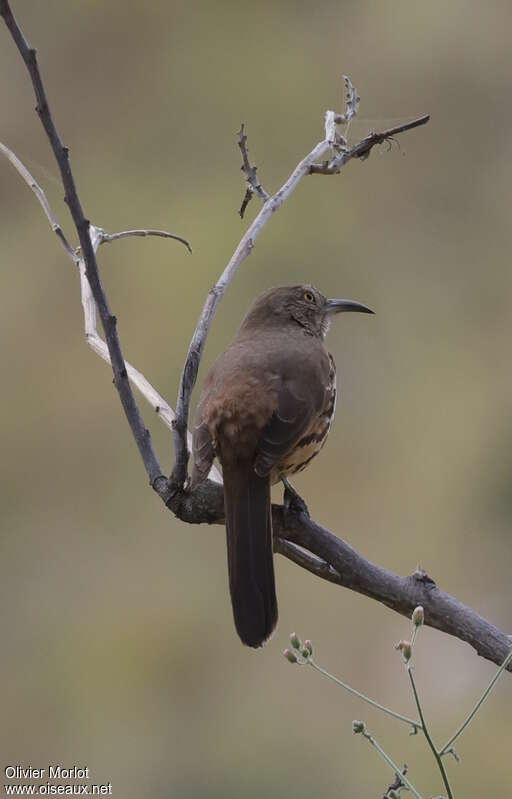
<box><xmin>281</xmin><ymin>476</ymin><xmax>310</xmax><ymax>518</ymax></box>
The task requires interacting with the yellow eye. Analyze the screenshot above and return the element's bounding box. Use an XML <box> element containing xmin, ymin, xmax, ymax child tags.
<box><xmin>303</xmin><ymin>290</ymin><xmax>315</xmax><ymax>303</ymax></box>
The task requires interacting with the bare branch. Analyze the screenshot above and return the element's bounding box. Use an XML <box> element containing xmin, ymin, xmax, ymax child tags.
<box><xmin>237</xmin><ymin>123</ymin><xmax>270</xmax><ymax>218</ymax></box>
<box><xmin>325</xmin><ymin>75</ymin><xmax>361</xmax><ymax>149</ymax></box>
<box><xmin>335</xmin><ymin>74</ymin><xmax>360</xmax><ymax>125</ymax></box>
<box><xmin>0</xmin><ymin>140</ymin><xmax>77</xmax><ymax>263</ymax></box>
<box><xmin>311</xmin><ymin>114</ymin><xmax>430</xmax><ymax>174</ymax></box>
<box><xmin>98</xmin><ymin>227</ymin><xmax>192</xmax><ymax>254</ymax></box>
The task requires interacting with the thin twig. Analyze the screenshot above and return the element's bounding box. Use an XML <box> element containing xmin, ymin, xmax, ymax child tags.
<box><xmin>309</xmin><ymin>660</ymin><xmax>420</xmax><ymax>731</ymax></box>
<box><xmin>310</xmin><ymin>114</ymin><xmax>430</xmax><ymax>174</ymax></box>
<box><xmin>408</xmin><ymin>667</ymin><xmax>454</xmax><ymax>799</ymax></box>
<box><xmin>99</xmin><ymin>227</ymin><xmax>192</xmax><ymax>254</ymax></box>
<box><xmin>237</xmin><ymin>123</ymin><xmax>269</xmax><ymax>218</ymax></box>
<box><xmin>335</xmin><ymin>75</ymin><xmax>360</xmax><ymax>125</ymax></box>
<box><xmin>325</xmin><ymin>76</ymin><xmax>360</xmax><ymax>150</ymax></box>
<box><xmin>0</xmin><ymin>140</ymin><xmax>77</xmax><ymax>262</ymax></box>
<box><xmin>382</xmin><ymin>764</ymin><xmax>408</xmax><ymax>799</ymax></box>
<box><xmin>439</xmin><ymin>647</ymin><xmax>512</xmax><ymax>756</ymax></box>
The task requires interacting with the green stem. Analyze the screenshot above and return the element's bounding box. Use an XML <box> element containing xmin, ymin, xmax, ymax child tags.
<box><xmin>440</xmin><ymin>648</ymin><xmax>512</xmax><ymax>756</ymax></box>
<box><xmin>361</xmin><ymin>728</ymin><xmax>425</xmax><ymax>799</ymax></box>
<box><xmin>408</xmin><ymin>667</ymin><xmax>454</xmax><ymax>799</ymax></box>
<box><xmin>309</xmin><ymin>660</ymin><xmax>420</xmax><ymax>731</ymax></box>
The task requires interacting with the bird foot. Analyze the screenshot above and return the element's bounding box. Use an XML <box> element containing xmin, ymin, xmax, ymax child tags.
<box><xmin>281</xmin><ymin>476</ymin><xmax>310</xmax><ymax>519</ymax></box>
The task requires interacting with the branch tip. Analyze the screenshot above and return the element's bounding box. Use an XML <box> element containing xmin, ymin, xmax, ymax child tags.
<box><xmin>98</xmin><ymin>227</ymin><xmax>192</xmax><ymax>255</ymax></box>
<box><xmin>237</xmin><ymin>121</ymin><xmax>269</xmax><ymax>218</ymax></box>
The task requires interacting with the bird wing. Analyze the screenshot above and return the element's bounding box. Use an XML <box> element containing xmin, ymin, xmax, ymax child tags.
<box><xmin>254</xmin><ymin>379</ymin><xmax>314</xmax><ymax>478</ymax></box>
<box><xmin>191</xmin><ymin>399</ymin><xmax>215</xmax><ymax>487</ymax></box>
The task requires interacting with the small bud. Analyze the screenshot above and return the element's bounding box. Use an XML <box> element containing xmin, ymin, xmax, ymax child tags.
<box><xmin>290</xmin><ymin>632</ymin><xmax>301</xmax><ymax>650</ymax></box>
<box><xmin>412</xmin><ymin>606</ymin><xmax>424</xmax><ymax>627</ymax></box>
<box><xmin>283</xmin><ymin>648</ymin><xmax>298</xmax><ymax>664</ymax></box>
<box><xmin>388</xmin><ymin>791</ymin><xmax>400</xmax><ymax>799</ymax></box>
<box><xmin>352</xmin><ymin>720</ymin><xmax>366</xmax><ymax>734</ymax></box>
<box><xmin>395</xmin><ymin>639</ymin><xmax>412</xmax><ymax>662</ymax></box>
<box><xmin>301</xmin><ymin>648</ymin><xmax>311</xmax><ymax>659</ymax></box>
<box><xmin>304</xmin><ymin>639</ymin><xmax>313</xmax><ymax>655</ymax></box>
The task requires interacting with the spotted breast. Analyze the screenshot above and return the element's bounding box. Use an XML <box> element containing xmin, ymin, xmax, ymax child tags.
<box><xmin>271</xmin><ymin>353</ymin><xmax>337</xmax><ymax>482</ymax></box>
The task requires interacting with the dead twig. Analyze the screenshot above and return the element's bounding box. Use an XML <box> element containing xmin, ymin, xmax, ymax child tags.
<box><xmin>237</xmin><ymin>123</ymin><xmax>269</xmax><ymax>218</ymax></box>
<box><xmin>310</xmin><ymin>114</ymin><xmax>430</xmax><ymax>174</ymax></box>
<box><xmin>382</xmin><ymin>763</ymin><xmax>408</xmax><ymax>798</ymax></box>
<box><xmin>99</xmin><ymin>227</ymin><xmax>192</xmax><ymax>254</ymax></box>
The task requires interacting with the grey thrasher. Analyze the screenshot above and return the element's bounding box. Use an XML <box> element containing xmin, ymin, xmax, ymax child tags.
<box><xmin>191</xmin><ymin>284</ymin><xmax>373</xmax><ymax>647</ymax></box>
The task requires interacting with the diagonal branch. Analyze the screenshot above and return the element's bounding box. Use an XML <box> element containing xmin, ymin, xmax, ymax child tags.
<box><xmin>273</xmin><ymin>508</ymin><xmax>512</xmax><ymax>672</ymax></box>
<box><xmin>407</xmin><ymin>666</ymin><xmax>453</xmax><ymax>799</ymax></box>
<box><xmin>439</xmin><ymin>647</ymin><xmax>512</xmax><ymax>755</ymax></box>
<box><xmin>0</xmin><ymin>140</ymin><xmax>77</xmax><ymax>262</ymax></box>
<box><xmin>237</xmin><ymin>122</ymin><xmax>270</xmax><ymax>219</ymax></box>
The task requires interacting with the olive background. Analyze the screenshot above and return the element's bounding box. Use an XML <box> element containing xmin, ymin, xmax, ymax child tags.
<box><xmin>1</xmin><ymin>2</ymin><xmax>511</xmax><ymax>797</ymax></box>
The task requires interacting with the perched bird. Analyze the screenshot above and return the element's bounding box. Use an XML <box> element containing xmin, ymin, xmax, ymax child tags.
<box><xmin>192</xmin><ymin>284</ymin><xmax>373</xmax><ymax>647</ymax></box>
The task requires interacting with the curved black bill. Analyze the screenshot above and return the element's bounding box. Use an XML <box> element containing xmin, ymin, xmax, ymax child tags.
<box><xmin>326</xmin><ymin>298</ymin><xmax>374</xmax><ymax>315</ymax></box>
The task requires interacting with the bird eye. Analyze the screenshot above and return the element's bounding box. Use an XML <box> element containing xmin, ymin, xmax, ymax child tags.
<box><xmin>303</xmin><ymin>290</ymin><xmax>315</xmax><ymax>303</ymax></box>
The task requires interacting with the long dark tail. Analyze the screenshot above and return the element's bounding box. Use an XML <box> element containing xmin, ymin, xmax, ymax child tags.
<box><xmin>222</xmin><ymin>459</ymin><xmax>278</xmax><ymax>647</ymax></box>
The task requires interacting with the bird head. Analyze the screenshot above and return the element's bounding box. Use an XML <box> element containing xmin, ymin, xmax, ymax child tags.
<box><xmin>240</xmin><ymin>284</ymin><xmax>373</xmax><ymax>339</ymax></box>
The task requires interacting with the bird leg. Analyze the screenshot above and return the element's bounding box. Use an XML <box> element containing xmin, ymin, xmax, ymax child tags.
<box><xmin>281</xmin><ymin>476</ymin><xmax>310</xmax><ymax>518</ymax></box>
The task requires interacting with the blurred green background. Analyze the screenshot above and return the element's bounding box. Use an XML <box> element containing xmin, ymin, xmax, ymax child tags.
<box><xmin>1</xmin><ymin>1</ymin><xmax>511</xmax><ymax>797</ymax></box>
